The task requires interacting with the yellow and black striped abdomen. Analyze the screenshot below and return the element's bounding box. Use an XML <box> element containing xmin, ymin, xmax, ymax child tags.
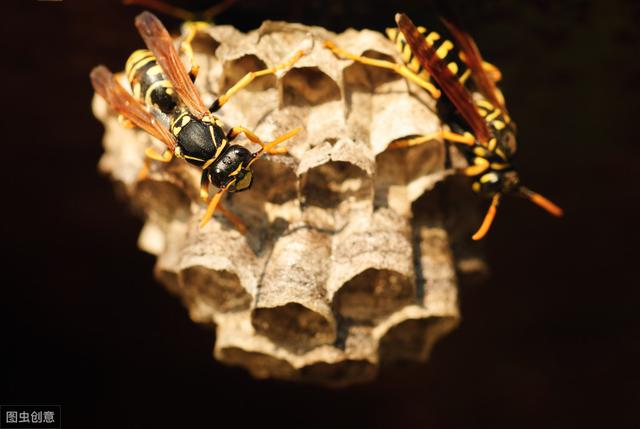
<box><xmin>386</xmin><ymin>26</ymin><xmax>471</xmax><ymax>87</ymax></box>
<box><xmin>125</xmin><ymin>49</ymin><xmax>178</xmax><ymax>115</ymax></box>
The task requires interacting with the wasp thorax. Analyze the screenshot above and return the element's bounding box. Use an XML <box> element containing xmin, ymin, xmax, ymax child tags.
<box><xmin>208</xmin><ymin>145</ymin><xmax>255</xmax><ymax>191</ymax></box>
<box><xmin>170</xmin><ymin>112</ymin><xmax>226</xmax><ymax>167</ymax></box>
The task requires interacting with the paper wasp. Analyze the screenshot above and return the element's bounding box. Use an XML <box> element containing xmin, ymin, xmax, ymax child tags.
<box><xmin>91</xmin><ymin>11</ymin><xmax>304</xmax><ymax>231</ymax></box>
<box><xmin>326</xmin><ymin>14</ymin><xmax>562</xmax><ymax>239</ymax></box>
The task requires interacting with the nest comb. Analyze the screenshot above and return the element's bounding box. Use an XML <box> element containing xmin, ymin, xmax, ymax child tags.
<box><xmin>92</xmin><ymin>21</ymin><xmax>487</xmax><ymax>387</ymax></box>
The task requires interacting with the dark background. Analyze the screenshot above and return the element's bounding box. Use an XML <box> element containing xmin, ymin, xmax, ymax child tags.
<box><xmin>3</xmin><ymin>0</ymin><xmax>638</xmax><ymax>427</ymax></box>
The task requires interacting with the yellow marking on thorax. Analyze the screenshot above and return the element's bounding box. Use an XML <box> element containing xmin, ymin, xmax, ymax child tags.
<box><xmin>213</xmin><ymin>138</ymin><xmax>227</xmax><ymax>160</ymax></box>
<box><xmin>488</xmin><ymin>138</ymin><xmax>498</xmax><ymax>151</ymax></box>
<box><xmin>447</xmin><ymin>61</ymin><xmax>459</xmax><ymax>75</ymax></box>
<box><xmin>171</xmin><ymin>113</ymin><xmax>192</xmax><ymax>136</ymax></box>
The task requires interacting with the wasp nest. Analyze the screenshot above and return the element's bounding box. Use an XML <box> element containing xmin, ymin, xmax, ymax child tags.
<box><xmin>93</xmin><ymin>21</ymin><xmax>486</xmax><ymax>386</ymax></box>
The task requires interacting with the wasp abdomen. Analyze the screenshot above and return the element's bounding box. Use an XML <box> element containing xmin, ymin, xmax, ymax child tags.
<box><xmin>386</xmin><ymin>26</ymin><xmax>470</xmax><ymax>86</ymax></box>
<box><xmin>125</xmin><ymin>49</ymin><xmax>178</xmax><ymax>115</ymax></box>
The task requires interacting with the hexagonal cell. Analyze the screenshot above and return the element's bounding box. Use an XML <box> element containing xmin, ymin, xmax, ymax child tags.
<box><xmin>252</xmin><ymin>303</ymin><xmax>336</xmax><ymax>352</ymax></box>
<box><xmin>241</xmin><ymin>157</ymin><xmax>298</xmax><ymax>205</ymax></box>
<box><xmin>300</xmin><ymin>160</ymin><xmax>370</xmax><ymax>209</ymax></box>
<box><xmin>189</xmin><ymin>30</ymin><xmax>221</xmax><ymax>56</ymax></box>
<box><xmin>342</xmin><ymin>50</ymin><xmax>403</xmax><ymax>91</ymax></box>
<box><xmin>252</xmin><ymin>227</ymin><xmax>336</xmax><ymax>351</ymax></box>
<box><xmin>282</xmin><ymin>67</ymin><xmax>341</xmax><ymax>106</ymax></box>
<box><xmin>179</xmin><ymin>266</ymin><xmax>251</xmax><ymax>312</ymax></box>
<box><xmin>221</xmin><ymin>54</ymin><xmax>276</xmax><ymax>93</ymax></box>
<box><xmin>378</xmin><ymin>315</ymin><xmax>459</xmax><ymax>362</ymax></box>
<box><xmin>333</xmin><ymin>268</ymin><xmax>416</xmax><ymax>321</ymax></box>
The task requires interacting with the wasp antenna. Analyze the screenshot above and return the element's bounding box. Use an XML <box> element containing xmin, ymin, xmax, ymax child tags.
<box><xmin>472</xmin><ymin>194</ymin><xmax>501</xmax><ymax>241</ymax></box>
<box><xmin>201</xmin><ymin>0</ymin><xmax>237</xmax><ymax>22</ymax></box>
<box><xmin>124</xmin><ymin>0</ymin><xmax>195</xmax><ymax>22</ymax></box>
<box><xmin>519</xmin><ymin>187</ymin><xmax>564</xmax><ymax>217</ymax></box>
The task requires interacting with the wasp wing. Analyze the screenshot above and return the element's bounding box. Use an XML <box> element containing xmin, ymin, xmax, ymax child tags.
<box><xmin>91</xmin><ymin>65</ymin><xmax>176</xmax><ymax>151</ymax></box>
<box><xmin>441</xmin><ymin>18</ymin><xmax>506</xmax><ymax>113</ymax></box>
<box><xmin>395</xmin><ymin>13</ymin><xmax>491</xmax><ymax>145</ymax></box>
<box><xmin>135</xmin><ymin>11</ymin><xmax>209</xmax><ymax>118</ymax></box>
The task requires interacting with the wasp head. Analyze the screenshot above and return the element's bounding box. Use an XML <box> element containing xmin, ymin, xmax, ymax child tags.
<box><xmin>208</xmin><ymin>145</ymin><xmax>255</xmax><ymax>192</ymax></box>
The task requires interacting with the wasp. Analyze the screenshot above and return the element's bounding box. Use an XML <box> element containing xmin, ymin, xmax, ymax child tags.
<box><xmin>326</xmin><ymin>14</ymin><xmax>562</xmax><ymax>239</ymax></box>
<box><xmin>91</xmin><ymin>12</ymin><xmax>304</xmax><ymax>231</ymax></box>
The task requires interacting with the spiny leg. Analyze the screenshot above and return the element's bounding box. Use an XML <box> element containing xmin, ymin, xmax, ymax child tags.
<box><xmin>388</xmin><ymin>130</ymin><xmax>476</xmax><ymax>150</ymax></box>
<box><xmin>209</xmin><ymin>50</ymin><xmax>306</xmax><ymax>112</ymax></box>
<box><xmin>324</xmin><ymin>40</ymin><xmax>441</xmax><ymax>99</ymax></box>
<box><xmin>472</xmin><ymin>193</ymin><xmax>501</xmax><ymax>241</ymax></box>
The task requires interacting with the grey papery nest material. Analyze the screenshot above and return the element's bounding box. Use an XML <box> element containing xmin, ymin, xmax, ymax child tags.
<box><xmin>93</xmin><ymin>21</ymin><xmax>487</xmax><ymax>387</ymax></box>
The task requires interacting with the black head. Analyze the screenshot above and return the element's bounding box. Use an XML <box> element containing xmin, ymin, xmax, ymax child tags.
<box><xmin>208</xmin><ymin>145</ymin><xmax>255</xmax><ymax>192</ymax></box>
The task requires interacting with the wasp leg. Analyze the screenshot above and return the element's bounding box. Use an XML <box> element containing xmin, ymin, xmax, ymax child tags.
<box><xmin>324</xmin><ymin>40</ymin><xmax>441</xmax><ymax>99</ymax></box>
<box><xmin>117</xmin><ymin>114</ymin><xmax>136</xmax><ymax>129</ymax></box>
<box><xmin>138</xmin><ymin>148</ymin><xmax>173</xmax><ymax>180</ymax></box>
<box><xmin>456</xmin><ymin>158</ymin><xmax>490</xmax><ymax>177</ymax></box>
<box><xmin>227</xmin><ymin>126</ymin><xmax>300</xmax><ymax>155</ymax></box>
<box><xmin>180</xmin><ymin>21</ymin><xmax>212</xmax><ymax>82</ymax></box>
<box><xmin>209</xmin><ymin>50</ymin><xmax>306</xmax><ymax>112</ymax></box>
<box><xmin>388</xmin><ymin>130</ymin><xmax>475</xmax><ymax>150</ymax></box>
<box><xmin>199</xmin><ymin>171</ymin><xmax>247</xmax><ymax>233</ymax></box>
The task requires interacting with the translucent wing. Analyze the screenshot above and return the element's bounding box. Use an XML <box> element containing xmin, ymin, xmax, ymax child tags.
<box><xmin>135</xmin><ymin>11</ymin><xmax>208</xmax><ymax>118</ymax></box>
<box><xmin>396</xmin><ymin>13</ymin><xmax>491</xmax><ymax>145</ymax></box>
<box><xmin>441</xmin><ymin>18</ymin><xmax>506</xmax><ymax>112</ymax></box>
<box><xmin>90</xmin><ymin>65</ymin><xmax>176</xmax><ymax>151</ymax></box>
